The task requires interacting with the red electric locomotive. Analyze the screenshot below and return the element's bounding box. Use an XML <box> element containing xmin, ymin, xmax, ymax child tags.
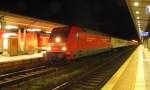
<box><xmin>47</xmin><ymin>26</ymin><xmax>111</xmax><ymax>63</ymax></box>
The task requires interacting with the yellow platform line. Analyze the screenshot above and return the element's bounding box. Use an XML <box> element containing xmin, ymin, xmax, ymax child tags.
<box><xmin>134</xmin><ymin>45</ymin><xmax>146</xmax><ymax>90</ymax></box>
<box><xmin>101</xmin><ymin>46</ymin><xmax>140</xmax><ymax>90</ymax></box>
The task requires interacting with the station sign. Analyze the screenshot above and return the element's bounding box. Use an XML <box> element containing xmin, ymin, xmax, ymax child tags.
<box><xmin>139</xmin><ymin>32</ymin><xmax>149</xmax><ymax>36</ymax></box>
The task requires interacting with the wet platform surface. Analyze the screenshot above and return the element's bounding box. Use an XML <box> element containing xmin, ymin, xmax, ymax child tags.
<box><xmin>102</xmin><ymin>45</ymin><xmax>150</xmax><ymax>90</ymax></box>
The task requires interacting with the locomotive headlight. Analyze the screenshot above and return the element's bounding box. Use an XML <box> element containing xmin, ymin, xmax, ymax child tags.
<box><xmin>47</xmin><ymin>47</ymin><xmax>52</xmax><ymax>51</ymax></box>
<box><xmin>62</xmin><ymin>46</ymin><xmax>67</xmax><ymax>51</ymax></box>
<box><xmin>55</xmin><ymin>37</ymin><xmax>61</xmax><ymax>43</ymax></box>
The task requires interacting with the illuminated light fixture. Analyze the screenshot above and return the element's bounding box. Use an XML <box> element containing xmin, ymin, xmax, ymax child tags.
<box><xmin>2</xmin><ymin>33</ymin><xmax>17</xmax><ymax>38</ymax></box>
<box><xmin>27</xmin><ymin>28</ymin><xmax>41</xmax><ymax>32</ymax></box>
<box><xmin>42</xmin><ymin>51</ymin><xmax>47</xmax><ymax>54</ymax></box>
<box><xmin>137</xmin><ymin>21</ymin><xmax>140</xmax><ymax>23</ymax></box>
<box><xmin>136</xmin><ymin>17</ymin><xmax>140</xmax><ymax>19</ymax></box>
<box><xmin>3</xmin><ymin>38</ymin><xmax>8</xmax><ymax>49</ymax></box>
<box><xmin>32</xmin><ymin>28</ymin><xmax>41</xmax><ymax>31</ymax></box>
<box><xmin>5</xmin><ymin>25</ymin><xmax>18</xmax><ymax>29</ymax></box>
<box><xmin>138</xmin><ymin>24</ymin><xmax>141</xmax><ymax>27</ymax></box>
<box><xmin>55</xmin><ymin>37</ymin><xmax>61</xmax><ymax>43</ymax></box>
<box><xmin>62</xmin><ymin>46</ymin><xmax>67</xmax><ymax>51</ymax></box>
<box><xmin>47</xmin><ymin>47</ymin><xmax>51</xmax><ymax>51</ymax></box>
<box><xmin>46</xmin><ymin>31</ymin><xmax>51</xmax><ymax>34</ymax></box>
<box><xmin>134</xmin><ymin>2</ymin><xmax>139</xmax><ymax>7</ymax></box>
<box><xmin>135</xmin><ymin>11</ymin><xmax>140</xmax><ymax>14</ymax></box>
<box><xmin>41</xmin><ymin>47</ymin><xmax>46</xmax><ymax>50</ymax></box>
<box><xmin>27</xmin><ymin>29</ymin><xmax>34</xmax><ymax>32</ymax></box>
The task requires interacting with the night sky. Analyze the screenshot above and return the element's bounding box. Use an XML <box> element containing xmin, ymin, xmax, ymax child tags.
<box><xmin>0</xmin><ymin>0</ymin><xmax>139</xmax><ymax>40</ymax></box>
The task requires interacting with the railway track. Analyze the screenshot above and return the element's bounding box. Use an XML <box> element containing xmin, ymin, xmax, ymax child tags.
<box><xmin>0</xmin><ymin>65</ymin><xmax>57</xmax><ymax>88</ymax></box>
<box><xmin>0</xmin><ymin>57</ymin><xmax>98</xmax><ymax>89</ymax></box>
<box><xmin>62</xmin><ymin>62</ymin><xmax>118</xmax><ymax>90</ymax></box>
<box><xmin>0</xmin><ymin>46</ymin><xmax>136</xmax><ymax>90</ymax></box>
<box><xmin>52</xmin><ymin>46</ymin><xmax>135</xmax><ymax>90</ymax></box>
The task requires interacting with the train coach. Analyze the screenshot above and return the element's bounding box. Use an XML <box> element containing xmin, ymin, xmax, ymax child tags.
<box><xmin>45</xmin><ymin>26</ymin><xmax>137</xmax><ymax>63</ymax></box>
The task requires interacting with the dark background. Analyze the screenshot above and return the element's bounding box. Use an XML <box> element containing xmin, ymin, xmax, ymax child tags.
<box><xmin>0</xmin><ymin>0</ymin><xmax>139</xmax><ymax>40</ymax></box>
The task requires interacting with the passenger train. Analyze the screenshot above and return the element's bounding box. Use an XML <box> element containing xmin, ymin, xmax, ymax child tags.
<box><xmin>43</xmin><ymin>26</ymin><xmax>138</xmax><ymax>63</ymax></box>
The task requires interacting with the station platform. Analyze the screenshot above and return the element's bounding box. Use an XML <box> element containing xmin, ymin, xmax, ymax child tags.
<box><xmin>102</xmin><ymin>45</ymin><xmax>150</xmax><ymax>90</ymax></box>
<box><xmin>0</xmin><ymin>53</ymin><xmax>43</xmax><ymax>63</ymax></box>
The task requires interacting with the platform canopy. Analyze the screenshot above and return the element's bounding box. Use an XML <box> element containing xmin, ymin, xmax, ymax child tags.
<box><xmin>127</xmin><ymin>0</ymin><xmax>150</xmax><ymax>32</ymax></box>
<box><xmin>0</xmin><ymin>11</ymin><xmax>67</xmax><ymax>32</ymax></box>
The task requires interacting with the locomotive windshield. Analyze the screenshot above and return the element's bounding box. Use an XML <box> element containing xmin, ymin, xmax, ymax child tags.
<box><xmin>50</xmin><ymin>27</ymin><xmax>70</xmax><ymax>42</ymax></box>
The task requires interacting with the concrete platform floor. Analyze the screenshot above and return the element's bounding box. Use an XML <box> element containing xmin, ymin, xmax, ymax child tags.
<box><xmin>0</xmin><ymin>53</ymin><xmax>43</xmax><ymax>63</ymax></box>
<box><xmin>102</xmin><ymin>45</ymin><xmax>150</xmax><ymax>90</ymax></box>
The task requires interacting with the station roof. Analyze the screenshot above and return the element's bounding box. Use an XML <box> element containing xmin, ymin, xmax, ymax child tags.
<box><xmin>0</xmin><ymin>11</ymin><xmax>66</xmax><ymax>32</ymax></box>
<box><xmin>127</xmin><ymin>0</ymin><xmax>150</xmax><ymax>32</ymax></box>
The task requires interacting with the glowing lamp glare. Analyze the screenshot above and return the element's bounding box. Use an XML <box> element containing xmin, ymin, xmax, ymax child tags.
<box><xmin>55</xmin><ymin>37</ymin><xmax>61</xmax><ymax>42</ymax></box>
<box><xmin>47</xmin><ymin>47</ymin><xmax>51</xmax><ymax>51</ymax></box>
<box><xmin>62</xmin><ymin>47</ymin><xmax>66</xmax><ymax>51</ymax></box>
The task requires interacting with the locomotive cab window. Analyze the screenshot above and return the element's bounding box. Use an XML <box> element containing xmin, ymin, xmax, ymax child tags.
<box><xmin>49</xmin><ymin>27</ymin><xmax>70</xmax><ymax>42</ymax></box>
